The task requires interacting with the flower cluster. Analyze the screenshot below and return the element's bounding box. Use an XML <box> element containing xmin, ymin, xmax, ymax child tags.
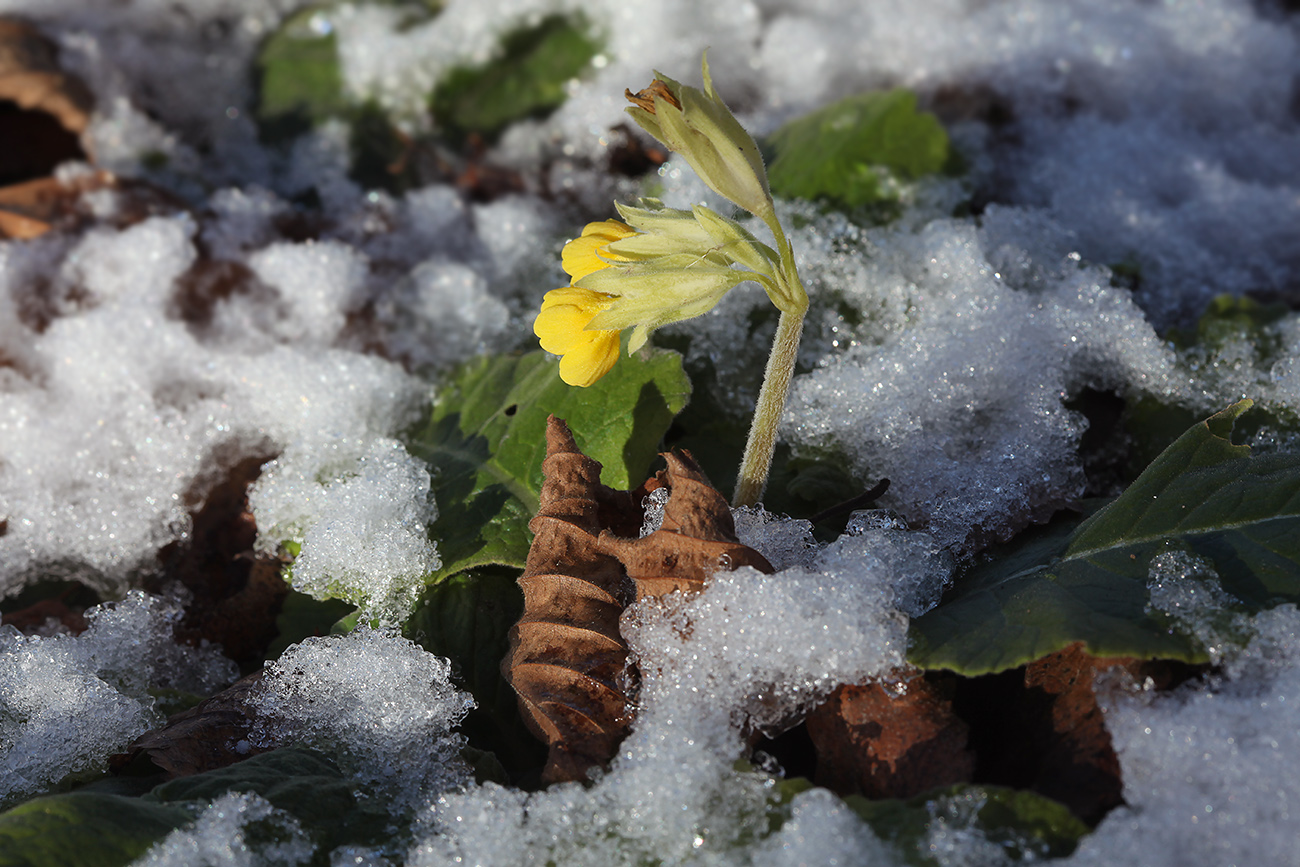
<box><xmin>533</xmin><ymin>54</ymin><xmax>810</xmax><ymax>504</ymax></box>
<box><xmin>534</xmin><ymin>199</ymin><xmax>780</xmax><ymax>386</ymax></box>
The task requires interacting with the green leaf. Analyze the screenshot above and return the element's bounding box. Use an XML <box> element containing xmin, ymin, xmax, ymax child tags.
<box><xmin>405</xmin><ymin>569</ymin><xmax>545</xmax><ymax>776</ymax></box>
<box><xmin>844</xmin><ymin>784</ymin><xmax>1089</xmax><ymax>866</ymax></box>
<box><xmin>145</xmin><ymin>747</ymin><xmax>391</xmax><ymax>853</ymax></box>
<box><xmin>408</xmin><ymin>348</ymin><xmax>690</xmax><ymax>585</ymax></box>
<box><xmin>766</xmin><ymin>89</ymin><xmax>949</xmax><ymax>210</ymax></box>
<box><xmin>267</xmin><ymin>590</ymin><xmax>356</xmax><ymax>659</ymax></box>
<box><xmin>0</xmin><ymin>793</ymin><xmax>192</xmax><ymax>867</ymax></box>
<box><xmin>430</xmin><ymin>14</ymin><xmax>601</xmax><ymax>144</ymax></box>
<box><xmin>909</xmin><ymin>400</ymin><xmax>1300</xmax><ymax>675</ymax></box>
<box><xmin>253</xmin><ymin>6</ymin><xmax>347</xmax><ymax>143</ymax></box>
<box><xmin>1166</xmin><ymin>293</ymin><xmax>1291</xmax><ymax>356</ymax></box>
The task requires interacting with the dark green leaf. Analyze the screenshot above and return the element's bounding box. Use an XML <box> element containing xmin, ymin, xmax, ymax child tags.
<box><xmin>430</xmin><ymin>15</ymin><xmax>600</xmax><ymax>144</ymax></box>
<box><xmin>0</xmin><ymin>793</ymin><xmax>192</xmax><ymax>867</ymax></box>
<box><xmin>145</xmin><ymin>747</ymin><xmax>391</xmax><ymax>853</ymax></box>
<box><xmin>405</xmin><ymin>569</ymin><xmax>545</xmax><ymax>776</ymax></box>
<box><xmin>844</xmin><ymin>784</ymin><xmax>1089</xmax><ymax>865</ymax></box>
<box><xmin>766</xmin><ymin>89</ymin><xmax>949</xmax><ymax>209</ymax></box>
<box><xmin>910</xmin><ymin>400</ymin><xmax>1300</xmax><ymax>674</ymax></box>
<box><xmin>407</xmin><ymin>347</ymin><xmax>690</xmax><ymax>584</ymax></box>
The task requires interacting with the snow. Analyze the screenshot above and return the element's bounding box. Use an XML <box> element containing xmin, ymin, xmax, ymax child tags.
<box><xmin>0</xmin><ymin>592</ymin><xmax>237</xmax><ymax>808</ymax></box>
<box><xmin>1064</xmin><ymin>606</ymin><xmax>1300</xmax><ymax>867</ymax></box>
<box><xmin>417</xmin><ymin>553</ymin><xmax>907</xmax><ymax>866</ymax></box>
<box><xmin>0</xmin><ymin>0</ymin><xmax>1297</xmax><ymax>863</ymax></box>
<box><xmin>130</xmin><ymin>791</ymin><xmax>315</xmax><ymax>867</ymax></box>
<box><xmin>249</xmin><ymin>629</ymin><xmax>473</xmax><ymax>813</ymax></box>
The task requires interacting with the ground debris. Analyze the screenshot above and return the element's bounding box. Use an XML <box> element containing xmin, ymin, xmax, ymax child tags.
<box><xmin>806</xmin><ymin>672</ymin><xmax>975</xmax><ymax>800</ymax></box>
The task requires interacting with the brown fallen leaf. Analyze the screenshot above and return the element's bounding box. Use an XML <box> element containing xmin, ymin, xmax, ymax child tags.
<box><xmin>597</xmin><ymin>450</ymin><xmax>774</xmax><ymax>601</ymax></box>
<box><xmin>503</xmin><ymin>416</ymin><xmax>638</xmax><ymax>785</ymax></box>
<box><xmin>0</xmin><ymin>19</ymin><xmax>93</xmax><ymax>135</ymax></box>
<box><xmin>0</xmin><ymin>19</ymin><xmax>92</xmax><ymax>194</ymax></box>
<box><xmin>0</xmin><ymin>171</ymin><xmax>114</xmax><ymax>240</ymax></box>
<box><xmin>1021</xmin><ymin>643</ymin><xmax>1129</xmax><ymax>824</ymax></box>
<box><xmin>151</xmin><ymin>451</ymin><xmax>289</xmax><ymax>673</ymax></box>
<box><xmin>806</xmin><ymin>672</ymin><xmax>974</xmax><ymax>800</ymax></box>
<box><xmin>0</xmin><ymin>590</ymin><xmax>89</xmax><ymax>635</ymax></box>
<box><xmin>948</xmin><ymin>643</ymin><xmax>1201</xmax><ymax>824</ymax></box>
<box><xmin>503</xmin><ymin>416</ymin><xmax>773</xmax><ymax>784</ymax></box>
<box><xmin>111</xmin><ymin>672</ymin><xmax>271</xmax><ymax>779</ymax></box>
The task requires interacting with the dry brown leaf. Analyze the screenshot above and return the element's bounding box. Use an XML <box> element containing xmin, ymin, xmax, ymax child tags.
<box><xmin>503</xmin><ymin>416</ymin><xmax>638</xmax><ymax>785</ymax></box>
<box><xmin>151</xmin><ymin>450</ymin><xmax>289</xmax><ymax>673</ymax></box>
<box><xmin>0</xmin><ymin>592</ymin><xmax>89</xmax><ymax>635</ymax></box>
<box><xmin>597</xmin><ymin>451</ymin><xmax>773</xmax><ymax>601</ymax></box>
<box><xmin>503</xmin><ymin>416</ymin><xmax>773</xmax><ymax>784</ymax></box>
<box><xmin>110</xmin><ymin>672</ymin><xmax>270</xmax><ymax>779</ymax></box>
<box><xmin>806</xmin><ymin>672</ymin><xmax>974</xmax><ymax>800</ymax></box>
<box><xmin>0</xmin><ymin>19</ymin><xmax>93</xmax><ymax>135</ymax></box>
<box><xmin>1020</xmin><ymin>643</ymin><xmax>1128</xmax><ymax>824</ymax></box>
<box><xmin>0</xmin><ymin>171</ymin><xmax>115</xmax><ymax>240</ymax></box>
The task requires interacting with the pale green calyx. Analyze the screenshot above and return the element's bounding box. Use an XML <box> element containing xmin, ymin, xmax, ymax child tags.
<box><xmin>578</xmin><ymin>253</ymin><xmax>749</xmax><ymax>352</ymax></box>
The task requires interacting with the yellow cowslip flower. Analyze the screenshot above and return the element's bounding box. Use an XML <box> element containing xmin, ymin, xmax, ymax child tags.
<box><xmin>534</xmin><ymin>220</ymin><xmax>634</xmax><ymax>387</ymax></box>
<box><xmin>537</xmin><ymin>206</ymin><xmax>782</xmax><ymax>386</ymax></box>
<box><xmin>534</xmin><ymin>286</ymin><xmax>620</xmax><ymax>387</ymax></box>
<box><xmin>561</xmin><ymin>219</ymin><xmax>636</xmax><ymax>280</ymax></box>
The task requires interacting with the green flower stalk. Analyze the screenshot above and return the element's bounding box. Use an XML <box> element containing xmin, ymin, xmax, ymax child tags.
<box><xmin>534</xmin><ymin>55</ymin><xmax>809</xmax><ymax>507</ymax></box>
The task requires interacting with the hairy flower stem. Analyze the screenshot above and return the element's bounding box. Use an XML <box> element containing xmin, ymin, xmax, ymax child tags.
<box><xmin>734</xmin><ymin>306</ymin><xmax>804</xmax><ymax>506</ymax></box>
<box><xmin>733</xmin><ymin>209</ymin><xmax>807</xmax><ymax>507</ymax></box>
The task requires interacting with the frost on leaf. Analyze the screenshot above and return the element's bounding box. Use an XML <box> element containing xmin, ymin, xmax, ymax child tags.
<box><xmin>503</xmin><ymin>416</ymin><xmax>772</xmax><ymax>784</ymax></box>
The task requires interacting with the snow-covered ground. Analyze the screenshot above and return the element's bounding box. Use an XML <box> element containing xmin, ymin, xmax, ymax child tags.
<box><xmin>2</xmin><ymin>0</ymin><xmax>1299</xmax><ymax>864</ymax></box>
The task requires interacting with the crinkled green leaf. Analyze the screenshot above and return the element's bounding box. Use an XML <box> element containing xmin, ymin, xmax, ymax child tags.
<box><xmin>430</xmin><ymin>14</ymin><xmax>600</xmax><ymax>144</ymax></box>
<box><xmin>405</xmin><ymin>569</ymin><xmax>544</xmax><ymax>776</ymax></box>
<box><xmin>910</xmin><ymin>400</ymin><xmax>1300</xmax><ymax>675</ymax></box>
<box><xmin>0</xmin><ymin>792</ymin><xmax>192</xmax><ymax>867</ymax></box>
<box><xmin>766</xmin><ymin>89</ymin><xmax>949</xmax><ymax>209</ymax></box>
<box><xmin>408</xmin><ymin>347</ymin><xmax>690</xmax><ymax>584</ymax></box>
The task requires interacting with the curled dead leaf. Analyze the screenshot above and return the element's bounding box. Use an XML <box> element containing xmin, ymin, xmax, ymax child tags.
<box><xmin>597</xmin><ymin>450</ymin><xmax>773</xmax><ymax>601</ymax></box>
<box><xmin>503</xmin><ymin>416</ymin><xmax>772</xmax><ymax>784</ymax></box>
<box><xmin>503</xmin><ymin>416</ymin><xmax>638</xmax><ymax>785</ymax></box>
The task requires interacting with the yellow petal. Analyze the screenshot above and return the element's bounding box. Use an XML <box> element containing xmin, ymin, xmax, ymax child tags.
<box><xmin>534</xmin><ymin>286</ymin><xmax>621</xmax><ymax>385</ymax></box>
<box><xmin>535</xmin><ymin>314</ymin><xmax>587</xmax><ymax>356</ymax></box>
<box><xmin>557</xmin><ymin>328</ymin><xmax>621</xmax><ymax>387</ymax></box>
<box><xmin>561</xmin><ymin>220</ymin><xmax>636</xmax><ymax>280</ymax></box>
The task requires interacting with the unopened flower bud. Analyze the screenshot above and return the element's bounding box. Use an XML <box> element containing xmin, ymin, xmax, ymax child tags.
<box><xmin>625</xmin><ymin>54</ymin><xmax>773</xmax><ymax>219</ymax></box>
